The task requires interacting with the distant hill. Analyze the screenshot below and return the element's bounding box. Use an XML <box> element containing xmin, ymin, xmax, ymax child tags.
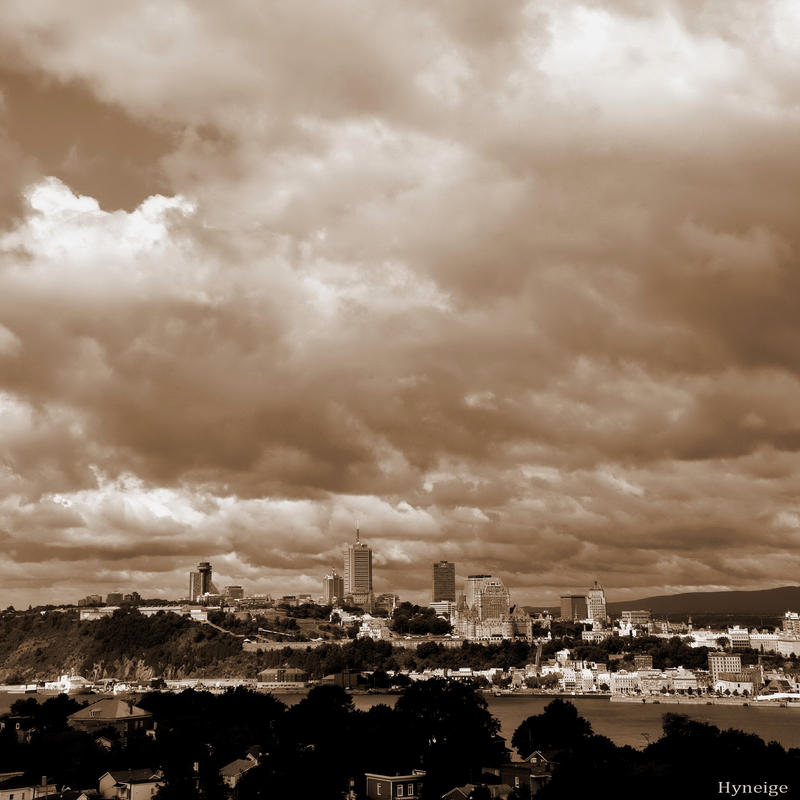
<box><xmin>607</xmin><ymin>586</ymin><xmax>800</xmax><ymax>616</ymax></box>
<box><xmin>532</xmin><ymin>586</ymin><xmax>800</xmax><ymax>617</ymax></box>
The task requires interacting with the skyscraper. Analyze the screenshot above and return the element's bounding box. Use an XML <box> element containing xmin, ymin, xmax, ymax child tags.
<box><xmin>586</xmin><ymin>580</ymin><xmax>607</xmax><ymax>624</ymax></box>
<box><xmin>189</xmin><ymin>561</ymin><xmax>216</xmax><ymax>602</ymax></box>
<box><xmin>344</xmin><ymin>525</ymin><xmax>373</xmax><ymax>610</ymax></box>
<box><xmin>432</xmin><ymin>561</ymin><xmax>456</xmax><ymax>602</ymax></box>
<box><xmin>323</xmin><ymin>570</ymin><xmax>345</xmax><ymax>605</ymax></box>
<box><xmin>560</xmin><ymin>594</ymin><xmax>588</xmax><ymax>621</ymax></box>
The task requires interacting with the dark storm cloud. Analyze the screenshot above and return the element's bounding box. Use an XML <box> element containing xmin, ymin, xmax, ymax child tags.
<box><xmin>1</xmin><ymin>0</ymin><xmax>800</xmax><ymax>606</ymax></box>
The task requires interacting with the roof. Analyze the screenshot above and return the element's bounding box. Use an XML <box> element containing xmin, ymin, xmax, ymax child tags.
<box><xmin>101</xmin><ymin>768</ymin><xmax>160</xmax><ymax>785</ymax></box>
<box><xmin>521</xmin><ymin>750</ymin><xmax>551</xmax><ymax>764</ymax></box>
<box><xmin>0</xmin><ymin>775</ymin><xmax>36</xmax><ymax>789</ymax></box>
<box><xmin>69</xmin><ymin>698</ymin><xmax>151</xmax><ymax>722</ymax></box>
<box><xmin>220</xmin><ymin>758</ymin><xmax>256</xmax><ymax>778</ymax></box>
<box><xmin>365</xmin><ymin>772</ymin><xmax>425</xmax><ymax>781</ymax></box>
<box><xmin>442</xmin><ymin>785</ymin><xmax>473</xmax><ymax>800</ymax></box>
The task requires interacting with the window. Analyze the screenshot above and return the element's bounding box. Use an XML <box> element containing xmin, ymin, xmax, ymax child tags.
<box><xmin>397</xmin><ymin>785</ymin><xmax>404</xmax><ymax>797</ymax></box>
<box><xmin>377</xmin><ymin>783</ymin><xmax>382</xmax><ymax>796</ymax></box>
<box><xmin>408</xmin><ymin>783</ymin><xmax>414</xmax><ymax>796</ymax></box>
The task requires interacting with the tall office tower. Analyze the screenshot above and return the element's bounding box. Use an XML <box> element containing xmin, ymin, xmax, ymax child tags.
<box><xmin>189</xmin><ymin>561</ymin><xmax>216</xmax><ymax>602</ymax></box>
<box><xmin>586</xmin><ymin>580</ymin><xmax>607</xmax><ymax>623</ymax></box>
<box><xmin>323</xmin><ymin>570</ymin><xmax>345</xmax><ymax>605</ymax></box>
<box><xmin>464</xmin><ymin>575</ymin><xmax>493</xmax><ymax>609</ymax></box>
<box><xmin>344</xmin><ymin>526</ymin><xmax>373</xmax><ymax>596</ymax></box>
<box><xmin>560</xmin><ymin>594</ymin><xmax>588</xmax><ymax>621</ymax></box>
<box><xmin>432</xmin><ymin>561</ymin><xmax>456</xmax><ymax>602</ymax></box>
<box><xmin>475</xmin><ymin>578</ymin><xmax>511</xmax><ymax>620</ymax></box>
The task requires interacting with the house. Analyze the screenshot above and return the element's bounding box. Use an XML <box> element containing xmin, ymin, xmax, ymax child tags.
<box><xmin>219</xmin><ymin>752</ymin><xmax>258</xmax><ymax>791</ymax></box>
<box><xmin>67</xmin><ymin>699</ymin><xmax>153</xmax><ymax>737</ymax></box>
<box><xmin>97</xmin><ymin>770</ymin><xmax>162</xmax><ymax>800</ymax></box>
<box><xmin>365</xmin><ymin>771</ymin><xmax>425</xmax><ymax>800</ymax></box>
<box><xmin>497</xmin><ymin>751</ymin><xmax>554</xmax><ymax>796</ymax></box>
<box><xmin>0</xmin><ymin>774</ymin><xmax>58</xmax><ymax>800</ymax></box>
<box><xmin>0</xmin><ymin>715</ymin><xmax>37</xmax><ymax>744</ymax></box>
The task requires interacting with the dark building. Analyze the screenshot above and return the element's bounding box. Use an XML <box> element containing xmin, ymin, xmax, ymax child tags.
<box><xmin>106</xmin><ymin>592</ymin><xmax>123</xmax><ymax>605</ymax></box>
<box><xmin>497</xmin><ymin>750</ymin><xmax>553</xmax><ymax>796</ymax></box>
<box><xmin>559</xmin><ymin>594</ymin><xmax>588</xmax><ymax>621</ymax></box>
<box><xmin>432</xmin><ymin>561</ymin><xmax>456</xmax><ymax>602</ymax></box>
<box><xmin>67</xmin><ymin>698</ymin><xmax>153</xmax><ymax>737</ymax></box>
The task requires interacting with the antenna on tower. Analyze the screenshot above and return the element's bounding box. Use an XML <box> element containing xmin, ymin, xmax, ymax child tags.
<box><xmin>355</xmin><ymin>520</ymin><xmax>360</xmax><ymax>542</ymax></box>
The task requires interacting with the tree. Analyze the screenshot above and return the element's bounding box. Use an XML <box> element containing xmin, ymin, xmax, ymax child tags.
<box><xmin>511</xmin><ymin>699</ymin><xmax>593</xmax><ymax>757</ymax></box>
<box><xmin>395</xmin><ymin>679</ymin><xmax>506</xmax><ymax>799</ymax></box>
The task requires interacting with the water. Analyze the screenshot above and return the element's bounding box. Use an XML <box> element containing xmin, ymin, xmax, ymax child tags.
<box><xmin>348</xmin><ymin>694</ymin><xmax>800</xmax><ymax>751</ymax></box>
<box><xmin>4</xmin><ymin>691</ymin><xmax>799</xmax><ymax>751</ymax></box>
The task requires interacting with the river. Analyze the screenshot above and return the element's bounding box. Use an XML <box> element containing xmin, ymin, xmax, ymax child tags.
<box><xmin>4</xmin><ymin>691</ymin><xmax>800</xmax><ymax>751</ymax></box>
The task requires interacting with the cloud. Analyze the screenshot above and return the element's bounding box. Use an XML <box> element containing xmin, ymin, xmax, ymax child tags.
<box><xmin>1</xmin><ymin>1</ymin><xmax>800</xmax><ymax>606</ymax></box>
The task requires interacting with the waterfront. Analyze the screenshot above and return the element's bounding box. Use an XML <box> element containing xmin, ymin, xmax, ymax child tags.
<box><xmin>4</xmin><ymin>690</ymin><xmax>800</xmax><ymax>751</ymax></box>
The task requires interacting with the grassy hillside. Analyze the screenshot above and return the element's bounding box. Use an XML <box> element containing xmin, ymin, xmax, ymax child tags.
<box><xmin>0</xmin><ymin>607</ymin><xmax>259</xmax><ymax>683</ymax></box>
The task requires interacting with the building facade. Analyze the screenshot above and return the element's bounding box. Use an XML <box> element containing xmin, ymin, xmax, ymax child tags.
<box><xmin>344</xmin><ymin>528</ymin><xmax>374</xmax><ymax>611</ymax></box>
<box><xmin>189</xmin><ymin>561</ymin><xmax>216</xmax><ymax>602</ymax></box>
<box><xmin>560</xmin><ymin>595</ymin><xmax>588</xmax><ymax>621</ymax></box>
<box><xmin>432</xmin><ymin>561</ymin><xmax>456</xmax><ymax>602</ymax></box>
<box><xmin>586</xmin><ymin>581</ymin><xmax>607</xmax><ymax>624</ymax></box>
<box><xmin>322</xmin><ymin>570</ymin><xmax>345</xmax><ymax>605</ymax></box>
<box><xmin>708</xmin><ymin>653</ymin><xmax>742</xmax><ymax>683</ymax></box>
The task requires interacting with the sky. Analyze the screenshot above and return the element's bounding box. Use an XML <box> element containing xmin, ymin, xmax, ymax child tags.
<box><xmin>1</xmin><ymin>1</ymin><xmax>800</xmax><ymax>609</ymax></box>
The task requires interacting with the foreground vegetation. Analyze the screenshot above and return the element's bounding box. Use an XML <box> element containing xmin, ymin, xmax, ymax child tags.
<box><xmin>2</xmin><ymin>686</ymin><xmax>799</xmax><ymax>799</ymax></box>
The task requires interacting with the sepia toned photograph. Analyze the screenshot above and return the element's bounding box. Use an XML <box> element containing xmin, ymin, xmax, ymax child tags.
<box><xmin>1</xmin><ymin>2</ymin><xmax>799</xmax><ymax>798</ymax></box>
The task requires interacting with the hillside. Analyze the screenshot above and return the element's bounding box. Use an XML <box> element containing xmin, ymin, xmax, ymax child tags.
<box><xmin>607</xmin><ymin>585</ymin><xmax>800</xmax><ymax>616</ymax></box>
<box><xmin>0</xmin><ymin>607</ymin><xmax>261</xmax><ymax>683</ymax></box>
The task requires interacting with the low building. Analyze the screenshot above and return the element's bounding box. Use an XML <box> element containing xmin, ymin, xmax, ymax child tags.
<box><xmin>0</xmin><ymin>774</ymin><xmax>58</xmax><ymax>800</ymax></box>
<box><xmin>776</xmin><ymin>637</ymin><xmax>800</xmax><ymax>658</ymax></box>
<box><xmin>219</xmin><ymin>753</ymin><xmax>258</xmax><ymax>791</ymax></box>
<box><xmin>708</xmin><ymin>653</ymin><xmax>742</xmax><ymax>683</ymax></box>
<box><xmin>365</xmin><ymin>771</ymin><xmax>424</xmax><ymax>800</ymax></box>
<box><xmin>357</xmin><ymin>614</ymin><xmax>391</xmax><ymax>641</ymax></box>
<box><xmin>633</xmin><ymin>654</ymin><xmax>653</xmax><ymax>670</ymax></box>
<box><xmin>68</xmin><ymin>698</ymin><xmax>153</xmax><ymax>737</ymax></box>
<box><xmin>0</xmin><ymin>715</ymin><xmax>37</xmax><ymax>743</ymax></box>
<box><xmin>783</xmin><ymin>611</ymin><xmax>800</xmax><ymax>634</ymax></box>
<box><xmin>610</xmin><ymin>670</ymin><xmax>639</xmax><ymax>695</ymax></box>
<box><xmin>257</xmin><ymin>668</ymin><xmax>308</xmax><ymax>688</ymax></box>
<box><xmin>98</xmin><ymin>769</ymin><xmax>162</xmax><ymax>799</ymax></box>
<box><xmin>727</xmin><ymin>626</ymin><xmax>751</xmax><ymax>651</ymax></box>
<box><xmin>619</xmin><ymin>610</ymin><xmax>651</xmax><ymax>626</ymax></box>
<box><xmin>498</xmin><ymin>750</ymin><xmax>554</xmax><ymax>796</ymax></box>
<box><xmin>580</xmin><ymin>628</ymin><xmax>612</xmax><ymax>644</ymax></box>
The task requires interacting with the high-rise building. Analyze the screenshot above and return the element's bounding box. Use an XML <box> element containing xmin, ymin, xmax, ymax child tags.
<box><xmin>189</xmin><ymin>561</ymin><xmax>216</xmax><ymax>602</ymax></box>
<box><xmin>323</xmin><ymin>570</ymin><xmax>345</xmax><ymax>605</ymax></box>
<box><xmin>344</xmin><ymin>526</ymin><xmax>373</xmax><ymax>610</ymax></box>
<box><xmin>464</xmin><ymin>575</ymin><xmax>493</xmax><ymax>609</ymax></box>
<box><xmin>106</xmin><ymin>592</ymin><xmax>123</xmax><ymax>605</ymax></box>
<box><xmin>224</xmin><ymin>585</ymin><xmax>244</xmax><ymax>600</ymax></box>
<box><xmin>586</xmin><ymin>580</ymin><xmax>607</xmax><ymax>624</ymax></box>
<box><xmin>432</xmin><ymin>561</ymin><xmax>456</xmax><ymax>602</ymax></box>
<box><xmin>560</xmin><ymin>595</ymin><xmax>588</xmax><ymax>621</ymax></box>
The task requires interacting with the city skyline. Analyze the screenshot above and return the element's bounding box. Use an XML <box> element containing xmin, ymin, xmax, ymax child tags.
<box><xmin>2</xmin><ymin>3</ymin><xmax>800</xmax><ymax>609</ymax></box>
